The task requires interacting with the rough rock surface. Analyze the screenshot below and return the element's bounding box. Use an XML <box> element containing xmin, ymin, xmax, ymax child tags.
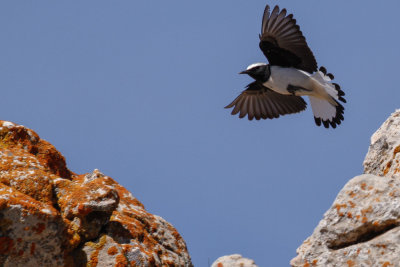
<box><xmin>291</xmin><ymin>110</ymin><xmax>400</xmax><ymax>267</ymax></box>
<box><xmin>0</xmin><ymin>120</ymin><xmax>192</xmax><ymax>266</ymax></box>
<box><xmin>364</xmin><ymin>109</ymin><xmax>400</xmax><ymax>178</ymax></box>
<box><xmin>211</xmin><ymin>254</ymin><xmax>258</xmax><ymax>267</ymax></box>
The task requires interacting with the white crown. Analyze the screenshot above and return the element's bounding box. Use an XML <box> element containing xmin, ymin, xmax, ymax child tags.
<box><xmin>246</xmin><ymin>63</ymin><xmax>267</xmax><ymax>70</ymax></box>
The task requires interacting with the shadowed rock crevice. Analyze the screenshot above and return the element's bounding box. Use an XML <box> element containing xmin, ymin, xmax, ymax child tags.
<box><xmin>104</xmin><ymin>221</ymin><xmax>134</xmax><ymax>244</ymax></box>
<box><xmin>328</xmin><ymin>221</ymin><xmax>399</xmax><ymax>250</ymax></box>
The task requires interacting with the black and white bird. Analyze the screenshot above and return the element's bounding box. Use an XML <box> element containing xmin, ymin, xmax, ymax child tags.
<box><xmin>225</xmin><ymin>5</ymin><xmax>346</xmax><ymax>128</ymax></box>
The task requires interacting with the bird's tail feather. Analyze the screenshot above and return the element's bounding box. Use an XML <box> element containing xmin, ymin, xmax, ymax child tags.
<box><xmin>309</xmin><ymin>67</ymin><xmax>346</xmax><ymax>128</ymax></box>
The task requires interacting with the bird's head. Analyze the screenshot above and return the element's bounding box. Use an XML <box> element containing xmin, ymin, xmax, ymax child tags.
<box><xmin>240</xmin><ymin>63</ymin><xmax>270</xmax><ymax>82</ymax></box>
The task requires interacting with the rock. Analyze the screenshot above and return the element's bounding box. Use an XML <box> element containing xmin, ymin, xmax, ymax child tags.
<box><xmin>0</xmin><ymin>120</ymin><xmax>192</xmax><ymax>266</ymax></box>
<box><xmin>291</xmin><ymin>174</ymin><xmax>400</xmax><ymax>266</ymax></box>
<box><xmin>291</xmin><ymin>110</ymin><xmax>400</xmax><ymax>266</ymax></box>
<box><xmin>364</xmin><ymin>109</ymin><xmax>400</xmax><ymax>178</ymax></box>
<box><xmin>211</xmin><ymin>254</ymin><xmax>258</xmax><ymax>267</ymax></box>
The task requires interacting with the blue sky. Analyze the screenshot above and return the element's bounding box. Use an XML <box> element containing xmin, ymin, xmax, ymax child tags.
<box><xmin>1</xmin><ymin>1</ymin><xmax>400</xmax><ymax>266</ymax></box>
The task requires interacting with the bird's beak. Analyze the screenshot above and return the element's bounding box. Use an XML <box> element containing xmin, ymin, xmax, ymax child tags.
<box><xmin>239</xmin><ymin>70</ymin><xmax>249</xmax><ymax>75</ymax></box>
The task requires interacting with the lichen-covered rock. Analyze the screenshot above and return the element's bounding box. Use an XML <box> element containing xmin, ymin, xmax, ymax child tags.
<box><xmin>211</xmin><ymin>254</ymin><xmax>258</xmax><ymax>267</ymax></box>
<box><xmin>364</xmin><ymin>109</ymin><xmax>400</xmax><ymax>178</ymax></box>
<box><xmin>292</xmin><ymin>110</ymin><xmax>400</xmax><ymax>267</ymax></box>
<box><xmin>291</xmin><ymin>174</ymin><xmax>400</xmax><ymax>267</ymax></box>
<box><xmin>0</xmin><ymin>120</ymin><xmax>192</xmax><ymax>266</ymax></box>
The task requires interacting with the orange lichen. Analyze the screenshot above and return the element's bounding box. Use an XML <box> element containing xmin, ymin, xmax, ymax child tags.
<box><xmin>107</xmin><ymin>246</ymin><xmax>118</xmax><ymax>255</ymax></box>
<box><xmin>382</xmin><ymin>262</ymin><xmax>392</xmax><ymax>267</ymax></box>
<box><xmin>394</xmin><ymin>145</ymin><xmax>400</xmax><ymax>156</ymax></box>
<box><xmin>362</xmin><ymin>217</ymin><xmax>368</xmax><ymax>223</ymax></box>
<box><xmin>312</xmin><ymin>259</ymin><xmax>318</xmax><ymax>266</ymax></box>
<box><xmin>303</xmin><ymin>261</ymin><xmax>310</xmax><ymax>267</ymax></box>
<box><xmin>373</xmin><ymin>221</ymin><xmax>380</xmax><ymax>226</ymax></box>
<box><xmin>217</xmin><ymin>263</ymin><xmax>224</xmax><ymax>267</ymax></box>
<box><xmin>335</xmin><ymin>203</ymin><xmax>347</xmax><ymax>212</ymax></box>
<box><xmin>361</xmin><ymin>183</ymin><xmax>367</xmax><ymax>190</ymax></box>
<box><xmin>347</xmin><ymin>260</ymin><xmax>355</xmax><ymax>267</ymax></box>
<box><xmin>115</xmin><ymin>254</ymin><xmax>129</xmax><ymax>266</ymax></box>
<box><xmin>347</xmin><ymin>212</ymin><xmax>353</xmax><ymax>219</ymax></box>
<box><xmin>376</xmin><ymin>244</ymin><xmax>387</xmax><ymax>249</ymax></box>
<box><xmin>0</xmin><ymin>121</ymin><xmax>192</xmax><ymax>265</ymax></box>
<box><xmin>384</xmin><ymin>161</ymin><xmax>392</xmax><ymax>175</ymax></box>
<box><xmin>361</xmin><ymin>206</ymin><xmax>373</xmax><ymax>216</ymax></box>
<box><xmin>348</xmin><ymin>191</ymin><xmax>357</xmax><ymax>198</ymax></box>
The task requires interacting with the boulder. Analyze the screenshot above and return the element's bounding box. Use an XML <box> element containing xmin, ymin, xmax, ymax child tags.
<box><xmin>291</xmin><ymin>110</ymin><xmax>400</xmax><ymax>267</ymax></box>
<box><xmin>211</xmin><ymin>254</ymin><xmax>258</xmax><ymax>267</ymax></box>
<box><xmin>0</xmin><ymin>120</ymin><xmax>192</xmax><ymax>266</ymax></box>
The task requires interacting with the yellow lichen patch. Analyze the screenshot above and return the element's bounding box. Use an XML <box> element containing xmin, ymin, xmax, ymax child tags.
<box><xmin>87</xmin><ymin>249</ymin><xmax>99</xmax><ymax>267</ymax></box>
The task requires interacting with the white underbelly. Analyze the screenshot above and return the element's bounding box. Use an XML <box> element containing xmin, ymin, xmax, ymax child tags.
<box><xmin>263</xmin><ymin>66</ymin><xmax>312</xmax><ymax>95</ymax></box>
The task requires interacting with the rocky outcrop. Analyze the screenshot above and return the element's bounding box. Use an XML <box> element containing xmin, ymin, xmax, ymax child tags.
<box><xmin>291</xmin><ymin>110</ymin><xmax>400</xmax><ymax>267</ymax></box>
<box><xmin>0</xmin><ymin>121</ymin><xmax>192</xmax><ymax>266</ymax></box>
<box><xmin>364</xmin><ymin>110</ymin><xmax>400</xmax><ymax>178</ymax></box>
<box><xmin>211</xmin><ymin>254</ymin><xmax>258</xmax><ymax>267</ymax></box>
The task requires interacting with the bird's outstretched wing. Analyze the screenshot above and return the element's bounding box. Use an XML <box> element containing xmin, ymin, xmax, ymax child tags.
<box><xmin>225</xmin><ymin>82</ymin><xmax>307</xmax><ymax>120</ymax></box>
<box><xmin>259</xmin><ymin>5</ymin><xmax>317</xmax><ymax>73</ymax></box>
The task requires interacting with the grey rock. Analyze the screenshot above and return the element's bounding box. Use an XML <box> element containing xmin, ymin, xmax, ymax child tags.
<box><xmin>292</xmin><ymin>110</ymin><xmax>400</xmax><ymax>266</ymax></box>
<box><xmin>212</xmin><ymin>254</ymin><xmax>258</xmax><ymax>267</ymax></box>
<box><xmin>364</xmin><ymin>109</ymin><xmax>400</xmax><ymax>178</ymax></box>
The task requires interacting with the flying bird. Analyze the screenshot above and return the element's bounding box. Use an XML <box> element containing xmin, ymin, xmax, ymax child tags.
<box><xmin>225</xmin><ymin>5</ymin><xmax>346</xmax><ymax>128</ymax></box>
